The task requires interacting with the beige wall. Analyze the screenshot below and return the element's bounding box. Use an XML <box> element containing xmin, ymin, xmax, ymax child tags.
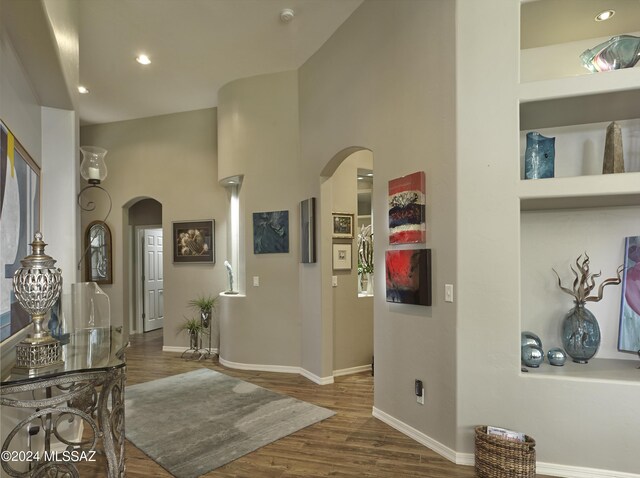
<box><xmin>80</xmin><ymin>109</ymin><xmax>228</xmax><ymax>346</ymax></box>
<box><xmin>299</xmin><ymin>0</ymin><xmax>458</xmax><ymax>447</ymax></box>
<box><xmin>213</xmin><ymin>71</ymin><xmax>303</xmax><ymax>368</ymax></box>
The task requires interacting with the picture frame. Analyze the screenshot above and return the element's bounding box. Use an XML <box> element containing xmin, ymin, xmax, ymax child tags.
<box><xmin>618</xmin><ymin>235</ymin><xmax>640</xmax><ymax>353</ymax></box>
<box><xmin>385</xmin><ymin>248</ymin><xmax>432</xmax><ymax>306</ymax></box>
<box><xmin>332</xmin><ymin>243</ymin><xmax>352</xmax><ymax>270</ymax></box>
<box><xmin>1</xmin><ymin>120</ymin><xmax>41</xmax><ymax>342</ymax></box>
<box><xmin>389</xmin><ymin>171</ymin><xmax>426</xmax><ymax>244</ymax></box>
<box><xmin>173</xmin><ymin>220</ymin><xmax>215</xmax><ymax>263</ymax></box>
<box><xmin>253</xmin><ymin>210</ymin><xmax>289</xmax><ymax>254</ymax></box>
<box><xmin>84</xmin><ymin>220</ymin><xmax>113</xmax><ymax>284</ymax></box>
<box><xmin>332</xmin><ymin>213</ymin><xmax>354</xmax><ymax>239</ymax></box>
<box><xmin>300</xmin><ymin>198</ymin><xmax>316</xmax><ymax>263</ymax></box>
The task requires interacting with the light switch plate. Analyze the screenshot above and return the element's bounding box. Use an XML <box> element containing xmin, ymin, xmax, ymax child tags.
<box><xmin>445</xmin><ymin>284</ymin><xmax>454</xmax><ymax>303</ymax></box>
<box><xmin>253</xmin><ymin>276</ymin><xmax>260</xmax><ymax>287</ymax></box>
<box><xmin>332</xmin><ymin>276</ymin><xmax>338</xmax><ymax>287</ymax></box>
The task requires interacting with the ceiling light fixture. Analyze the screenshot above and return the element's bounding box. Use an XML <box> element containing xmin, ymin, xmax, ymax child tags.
<box><xmin>280</xmin><ymin>8</ymin><xmax>294</xmax><ymax>23</ymax></box>
<box><xmin>78</xmin><ymin>86</ymin><xmax>89</xmax><ymax>94</ymax></box>
<box><xmin>595</xmin><ymin>9</ymin><xmax>615</xmax><ymax>21</ymax></box>
<box><xmin>136</xmin><ymin>54</ymin><xmax>151</xmax><ymax>65</ymax></box>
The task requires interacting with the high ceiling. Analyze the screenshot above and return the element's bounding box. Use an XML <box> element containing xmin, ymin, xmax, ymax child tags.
<box><xmin>78</xmin><ymin>0</ymin><xmax>363</xmax><ymax>125</ymax></box>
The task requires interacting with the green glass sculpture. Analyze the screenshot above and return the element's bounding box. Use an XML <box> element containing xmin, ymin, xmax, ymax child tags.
<box><xmin>580</xmin><ymin>35</ymin><xmax>640</xmax><ymax>72</ymax></box>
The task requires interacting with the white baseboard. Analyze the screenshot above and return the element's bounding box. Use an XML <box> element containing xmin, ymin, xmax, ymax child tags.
<box><xmin>535</xmin><ymin>463</ymin><xmax>640</xmax><ymax>478</ymax></box>
<box><xmin>333</xmin><ymin>364</ymin><xmax>372</xmax><ymax>377</ymax></box>
<box><xmin>372</xmin><ymin>408</ymin><xmax>639</xmax><ymax>478</ymax></box>
<box><xmin>218</xmin><ymin>358</ymin><xmax>334</xmax><ymax>385</ymax></box>
<box><xmin>300</xmin><ymin>368</ymin><xmax>334</xmax><ymax>385</ymax></box>
<box><xmin>218</xmin><ymin>356</ymin><xmax>300</xmax><ymax>375</ymax></box>
<box><xmin>372</xmin><ymin>407</ymin><xmax>459</xmax><ymax>463</ymax></box>
<box><xmin>161</xmin><ymin>347</ymin><xmax>335</xmax><ymax>385</ymax></box>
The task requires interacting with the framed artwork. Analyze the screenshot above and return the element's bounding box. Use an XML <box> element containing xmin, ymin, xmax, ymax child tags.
<box><xmin>333</xmin><ymin>243</ymin><xmax>352</xmax><ymax>270</ymax></box>
<box><xmin>389</xmin><ymin>171</ymin><xmax>426</xmax><ymax>244</ymax></box>
<box><xmin>253</xmin><ymin>210</ymin><xmax>289</xmax><ymax>254</ymax></box>
<box><xmin>618</xmin><ymin>235</ymin><xmax>640</xmax><ymax>353</ymax></box>
<box><xmin>332</xmin><ymin>213</ymin><xmax>354</xmax><ymax>239</ymax></box>
<box><xmin>173</xmin><ymin>220</ymin><xmax>215</xmax><ymax>263</ymax></box>
<box><xmin>1</xmin><ymin>120</ymin><xmax>41</xmax><ymax>342</ymax></box>
<box><xmin>300</xmin><ymin>198</ymin><xmax>316</xmax><ymax>263</ymax></box>
<box><xmin>84</xmin><ymin>221</ymin><xmax>113</xmax><ymax>284</ymax></box>
<box><xmin>385</xmin><ymin>249</ymin><xmax>432</xmax><ymax>306</ymax></box>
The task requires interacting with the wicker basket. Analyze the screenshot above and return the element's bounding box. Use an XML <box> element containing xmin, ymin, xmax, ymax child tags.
<box><xmin>475</xmin><ymin>426</ymin><xmax>536</xmax><ymax>478</ymax></box>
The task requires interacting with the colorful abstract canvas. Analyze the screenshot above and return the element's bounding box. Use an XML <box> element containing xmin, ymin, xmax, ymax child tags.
<box><xmin>385</xmin><ymin>249</ymin><xmax>432</xmax><ymax>306</ymax></box>
<box><xmin>253</xmin><ymin>210</ymin><xmax>289</xmax><ymax>254</ymax></box>
<box><xmin>618</xmin><ymin>236</ymin><xmax>640</xmax><ymax>353</ymax></box>
<box><xmin>388</xmin><ymin>171</ymin><xmax>426</xmax><ymax>244</ymax></box>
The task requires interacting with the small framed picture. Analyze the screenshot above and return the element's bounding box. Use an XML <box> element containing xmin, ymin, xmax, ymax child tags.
<box><xmin>173</xmin><ymin>220</ymin><xmax>215</xmax><ymax>263</ymax></box>
<box><xmin>333</xmin><ymin>243</ymin><xmax>352</xmax><ymax>270</ymax></box>
<box><xmin>332</xmin><ymin>213</ymin><xmax>354</xmax><ymax>239</ymax></box>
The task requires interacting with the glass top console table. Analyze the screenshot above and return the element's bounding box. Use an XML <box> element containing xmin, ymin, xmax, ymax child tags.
<box><xmin>1</xmin><ymin>327</ymin><xmax>127</xmax><ymax>477</ymax></box>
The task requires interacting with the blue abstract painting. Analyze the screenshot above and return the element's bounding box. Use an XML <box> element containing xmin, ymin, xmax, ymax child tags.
<box><xmin>253</xmin><ymin>211</ymin><xmax>289</xmax><ymax>254</ymax></box>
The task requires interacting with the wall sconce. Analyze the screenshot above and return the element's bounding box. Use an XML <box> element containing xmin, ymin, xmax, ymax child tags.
<box><xmin>77</xmin><ymin>145</ymin><xmax>112</xmax><ymax>215</ymax></box>
<box><xmin>77</xmin><ymin>146</ymin><xmax>112</xmax><ymax>271</ymax></box>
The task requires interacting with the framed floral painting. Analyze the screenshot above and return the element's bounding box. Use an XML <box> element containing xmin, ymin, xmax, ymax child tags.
<box><xmin>173</xmin><ymin>220</ymin><xmax>215</xmax><ymax>263</ymax></box>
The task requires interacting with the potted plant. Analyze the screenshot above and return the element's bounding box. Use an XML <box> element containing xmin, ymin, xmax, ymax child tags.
<box><xmin>178</xmin><ymin>317</ymin><xmax>203</xmax><ymax>350</ymax></box>
<box><xmin>188</xmin><ymin>295</ymin><xmax>218</xmax><ymax>328</ymax></box>
<box><xmin>357</xmin><ymin>224</ymin><xmax>374</xmax><ymax>294</ymax></box>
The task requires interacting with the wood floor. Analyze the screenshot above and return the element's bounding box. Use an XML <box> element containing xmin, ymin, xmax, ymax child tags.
<box><xmin>82</xmin><ymin>330</ymin><xmax>544</xmax><ymax>477</ymax></box>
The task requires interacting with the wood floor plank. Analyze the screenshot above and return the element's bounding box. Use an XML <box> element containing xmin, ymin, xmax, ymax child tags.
<box><xmin>79</xmin><ymin>329</ymin><xmax>551</xmax><ymax>477</ymax></box>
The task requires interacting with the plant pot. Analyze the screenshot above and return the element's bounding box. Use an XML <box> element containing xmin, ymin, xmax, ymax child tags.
<box><xmin>201</xmin><ymin>309</ymin><xmax>210</xmax><ymax>328</ymax></box>
<box><xmin>561</xmin><ymin>302</ymin><xmax>600</xmax><ymax>363</ymax></box>
<box><xmin>189</xmin><ymin>331</ymin><xmax>199</xmax><ymax>350</ymax></box>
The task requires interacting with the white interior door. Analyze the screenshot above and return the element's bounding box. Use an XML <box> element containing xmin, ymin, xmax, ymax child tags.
<box><xmin>143</xmin><ymin>228</ymin><xmax>164</xmax><ymax>331</ymax></box>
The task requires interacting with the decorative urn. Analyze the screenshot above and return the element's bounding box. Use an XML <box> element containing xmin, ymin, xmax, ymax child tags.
<box><xmin>12</xmin><ymin>232</ymin><xmax>64</xmax><ymax>374</ymax></box>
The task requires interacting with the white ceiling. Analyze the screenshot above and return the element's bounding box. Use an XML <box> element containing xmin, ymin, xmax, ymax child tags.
<box><xmin>75</xmin><ymin>0</ymin><xmax>640</xmax><ymax>125</ymax></box>
<box><xmin>78</xmin><ymin>0</ymin><xmax>363</xmax><ymax>125</ymax></box>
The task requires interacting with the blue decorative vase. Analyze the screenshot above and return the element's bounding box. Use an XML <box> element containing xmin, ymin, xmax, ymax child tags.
<box><xmin>522</xmin><ymin>344</ymin><xmax>544</xmax><ymax>368</ymax></box>
<box><xmin>547</xmin><ymin>347</ymin><xmax>566</xmax><ymax>366</ymax></box>
<box><xmin>561</xmin><ymin>302</ymin><xmax>600</xmax><ymax>364</ymax></box>
<box><xmin>525</xmin><ymin>132</ymin><xmax>555</xmax><ymax>179</ymax></box>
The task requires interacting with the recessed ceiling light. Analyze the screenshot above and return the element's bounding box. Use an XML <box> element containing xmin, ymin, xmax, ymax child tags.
<box><xmin>136</xmin><ymin>54</ymin><xmax>151</xmax><ymax>65</ymax></box>
<box><xmin>595</xmin><ymin>10</ymin><xmax>615</xmax><ymax>21</ymax></box>
<box><xmin>367</xmin><ymin>173</ymin><xmax>373</xmax><ymax>177</ymax></box>
<box><xmin>78</xmin><ymin>86</ymin><xmax>89</xmax><ymax>94</ymax></box>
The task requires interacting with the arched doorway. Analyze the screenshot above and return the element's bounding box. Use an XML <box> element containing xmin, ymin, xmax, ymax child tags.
<box><xmin>320</xmin><ymin>147</ymin><xmax>374</xmax><ymax>376</ymax></box>
<box><xmin>125</xmin><ymin>197</ymin><xmax>163</xmax><ymax>334</ymax></box>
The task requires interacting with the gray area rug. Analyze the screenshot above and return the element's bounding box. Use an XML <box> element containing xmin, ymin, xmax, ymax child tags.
<box><xmin>125</xmin><ymin>368</ymin><xmax>335</xmax><ymax>478</ymax></box>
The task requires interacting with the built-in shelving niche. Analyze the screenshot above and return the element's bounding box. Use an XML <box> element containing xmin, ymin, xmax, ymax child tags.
<box><xmin>518</xmin><ymin>6</ymin><xmax>640</xmax><ymax>382</ymax></box>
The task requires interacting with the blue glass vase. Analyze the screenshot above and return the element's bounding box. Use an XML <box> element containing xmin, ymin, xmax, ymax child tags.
<box><xmin>525</xmin><ymin>132</ymin><xmax>555</xmax><ymax>179</ymax></box>
<box><xmin>561</xmin><ymin>303</ymin><xmax>600</xmax><ymax>364</ymax></box>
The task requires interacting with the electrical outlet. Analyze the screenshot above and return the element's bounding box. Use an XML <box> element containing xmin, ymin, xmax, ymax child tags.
<box><xmin>415</xmin><ymin>379</ymin><xmax>424</xmax><ymax>404</ymax></box>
